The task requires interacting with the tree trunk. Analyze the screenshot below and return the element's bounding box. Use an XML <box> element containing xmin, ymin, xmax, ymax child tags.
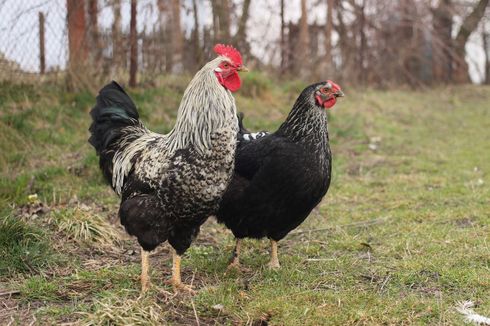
<box><xmin>298</xmin><ymin>0</ymin><xmax>310</xmax><ymax>75</ymax></box>
<box><xmin>129</xmin><ymin>0</ymin><xmax>137</xmax><ymax>87</ymax></box>
<box><xmin>452</xmin><ymin>0</ymin><xmax>489</xmax><ymax>83</ymax></box>
<box><xmin>357</xmin><ymin>0</ymin><xmax>367</xmax><ymax>84</ymax></box>
<box><xmin>66</xmin><ymin>0</ymin><xmax>87</xmax><ymax>72</ymax></box>
<box><xmin>191</xmin><ymin>0</ymin><xmax>203</xmax><ymax>69</ymax></box>
<box><xmin>235</xmin><ymin>0</ymin><xmax>252</xmax><ymax>56</ymax></box>
<box><xmin>112</xmin><ymin>0</ymin><xmax>123</xmax><ymax>69</ymax></box>
<box><xmin>88</xmin><ymin>0</ymin><xmax>102</xmax><ymax>69</ymax></box>
<box><xmin>280</xmin><ymin>0</ymin><xmax>286</xmax><ymax>73</ymax></box>
<box><xmin>483</xmin><ymin>23</ymin><xmax>490</xmax><ymax>84</ymax></box>
<box><xmin>334</xmin><ymin>0</ymin><xmax>351</xmax><ymax>80</ymax></box>
<box><xmin>432</xmin><ymin>0</ymin><xmax>453</xmax><ymax>83</ymax></box>
<box><xmin>170</xmin><ymin>0</ymin><xmax>183</xmax><ymax>73</ymax></box>
<box><xmin>211</xmin><ymin>0</ymin><xmax>231</xmax><ymax>43</ymax></box>
<box><xmin>325</xmin><ymin>0</ymin><xmax>334</xmax><ymax>74</ymax></box>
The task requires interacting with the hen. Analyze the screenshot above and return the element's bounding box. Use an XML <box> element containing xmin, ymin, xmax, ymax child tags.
<box><xmin>88</xmin><ymin>45</ymin><xmax>246</xmax><ymax>292</ymax></box>
<box><xmin>216</xmin><ymin>81</ymin><xmax>343</xmax><ymax>269</ymax></box>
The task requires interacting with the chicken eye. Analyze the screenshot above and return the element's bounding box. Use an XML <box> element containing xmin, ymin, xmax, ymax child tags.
<box><xmin>222</xmin><ymin>62</ymin><xmax>230</xmax><ymax>69</ymax></box>
<box><xmin>320</xmin><ymin>88</ymin><xmax>329</xmax><ymax>94</ymax></box>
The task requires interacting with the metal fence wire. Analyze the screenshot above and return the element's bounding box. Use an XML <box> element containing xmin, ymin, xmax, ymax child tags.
<box><xmin>0</xmin><ymin>0</ymin><xmax>216</xmax><ymax>86</ymax></box>
<box><xmin>0</xmin><ymin>1</ymin><xmax>69</xmax><ymax>82</ymax></box>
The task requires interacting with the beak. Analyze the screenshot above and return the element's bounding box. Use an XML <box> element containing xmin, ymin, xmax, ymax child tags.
<box><xmin>334</xmin><ymin>90</ymin><xmax>345</xmax><ymax>98</ymax></box>
<box><xmin>237</xmin><ymin>65</ymin><xmax>249</xmax><ymax>72</ymax></box>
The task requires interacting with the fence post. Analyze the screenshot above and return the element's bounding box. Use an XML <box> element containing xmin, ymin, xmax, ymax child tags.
<box><xmin>129</xmin><ymin>0</ymin><xmax>137</xmax><ymax>87</ymax></box>
<box><xmin>39</xmin><ymin>12</ymin><xmax>46</xmax><ymax>75</ymax></box>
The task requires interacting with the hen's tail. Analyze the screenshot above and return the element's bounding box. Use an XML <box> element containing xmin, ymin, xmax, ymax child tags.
<box><xmin>88</xmin><ymin>81</ymin><xmax>147</xmax><ymax>187</ymax></box>
<box><xmin>236</xmin><ymin>112</ymin><xmax>269</xmax><ymax>143</ymax></box>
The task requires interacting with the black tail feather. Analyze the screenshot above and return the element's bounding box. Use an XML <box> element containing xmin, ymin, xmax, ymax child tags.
<box><xmin>88</xmin><ymin>81</ymin><xmax>144</xmax><ymax>185</ymax></box>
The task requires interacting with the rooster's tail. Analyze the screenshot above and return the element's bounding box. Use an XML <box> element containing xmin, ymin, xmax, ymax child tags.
<box><xmin>89</xmin><ymin>81</ymin><xmax>147</xmax><ymax>187</ymax></box>
<box><xmin>236</xmin><ymin>112</ymin><xmax>269</xmax><ymax>144</ymax></box>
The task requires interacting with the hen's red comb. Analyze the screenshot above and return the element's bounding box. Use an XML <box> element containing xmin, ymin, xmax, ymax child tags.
<box><xmin>327</xmin><ymin>80</ymin><xmax>341</xmax><ymax>91</ymax></box>
<box><xmin>214</xmin><ymin>44</ymin><xmax>243</xmax><ymax>66</ymax></box>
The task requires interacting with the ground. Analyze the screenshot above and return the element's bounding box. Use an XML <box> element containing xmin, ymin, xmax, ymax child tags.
<box><xmin>0</xmin><ymin>75</ymin><xmax>489</xmax><ymax>325</ymax></box>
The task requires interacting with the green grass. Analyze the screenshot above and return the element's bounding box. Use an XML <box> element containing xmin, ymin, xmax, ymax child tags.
<box><xmin>0</xmin><ymin>76</ymin><xmax>489</xmax><ymax>325</ymax></box>
<box><xmin>0</xmin><ymin>214</ymin><xmax>54</xmax><ymax>275</ymax></box>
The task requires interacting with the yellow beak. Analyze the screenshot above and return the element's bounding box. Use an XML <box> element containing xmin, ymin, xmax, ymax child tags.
<box><xmin>237</xmin><ymin>66</ymin><xmax>249</xmax><ymax>72</ymax></box>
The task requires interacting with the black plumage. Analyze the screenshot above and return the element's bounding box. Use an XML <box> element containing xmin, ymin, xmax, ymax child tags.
<box><xmin>216</xmin><ymin>81</ymin><xmax>343</xmax><ymax>268</ymax></box>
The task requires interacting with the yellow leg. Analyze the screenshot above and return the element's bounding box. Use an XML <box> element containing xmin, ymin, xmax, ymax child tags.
<box><xmin>226</xmin><ymin>238</ymin><xmax>242</xmax><ymax>271</ymax></box>
<box><xmin>141</xmin><ymin>248</ymin><xmax>150</xmax><ymax>292</ymax></box>
<box><xmin>268</xmin><ymin>240</ymin><xmax>280</xmax><ymax>269</ymax></box>
<box><xmin>171</xmin><ymin>249</ymin><xmax>195</xmax><ymax>294</ymax></box>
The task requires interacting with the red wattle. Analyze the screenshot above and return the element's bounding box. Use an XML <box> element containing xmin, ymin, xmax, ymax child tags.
<box><xmin>223</xmin><ymin>71</ymin><xmax>241</xmax><ymax>92</ymax></box>
<box><xmin>324</xmin><ymin>97</ymin><xmax>337</xmax><ymax>109</ymax></box>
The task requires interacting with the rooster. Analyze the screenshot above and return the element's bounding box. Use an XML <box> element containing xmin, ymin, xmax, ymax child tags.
<box><xmin>216</xmin><ymin>81</ymin><xmax>343</xmax><ymax>269</ymax></box>
<box><xmin>88</xmin><ymin>44</ymin><xmax>247</xmax><ymax>292</ymax></box>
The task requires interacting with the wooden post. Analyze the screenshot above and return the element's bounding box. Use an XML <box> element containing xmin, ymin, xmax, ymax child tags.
<box><xmin>129</xmin><ymin>0</ymin><xmax>137</xmax><ymax>87</ymax></box>
<box><xmin>39</xmin><ymin>12</ymin><xmax>46</xmax><ymax>74</ymax></box>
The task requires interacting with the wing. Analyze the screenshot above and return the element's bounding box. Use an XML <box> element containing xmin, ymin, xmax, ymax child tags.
<box><xmin>233</xmin><ymin>134</ymin><xmax>284</xmax><ymax>180</ymax></box>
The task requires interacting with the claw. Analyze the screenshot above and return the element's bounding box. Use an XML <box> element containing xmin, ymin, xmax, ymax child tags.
<box><xmin>172</xmin><ymin>281</ymin><xmax>196</xmax><ymax>295</ymax></box>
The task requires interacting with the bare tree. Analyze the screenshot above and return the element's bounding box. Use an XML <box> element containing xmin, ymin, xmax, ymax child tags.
<box><xmin>112</xmin><ymin>0</ymin><xmax>123</xmax><ymax>69</ymax></box>
<box><xmin>211</xmin><ymin>0</ymin><xmax>231</xmax><ymax>43</ymax></box>
<box><xmin>88</xmin><ymin>0</ymin><xmax>102</xmax><ymax>69</ymax></box>
<box><xmin>157</xmin><ymin>0</ymin><xmax>184</xmax><ymax>73</ymax></box>
<box><xmin>432</xmin><ymin>0</ymin><xmax>489</xmax><ymax>83</ymax></box>
<box><xmin>191</xmin><ymin>0</ymin><xmax>203</xmax><ymax>68</ymax></box>
<box><xmin>452</xmin><ymin>0</ymin><xmax>490</xmax><ymax>83</ymax></box>
<box><xmin>357</xmin><ymin>0</ymin><xmax>367</xmax><ymax>85</ymax></box>
<box><xmin>67</xmin><ymin>0</ymin><xmax>87</xmax><ymax>72</ymax></box>
<box><xmin>234</xmin><ymin>0</ymin><xmax>252</xmax><ymax>57</ymax></box>
<box><xmin>129</xmin><ymin>0</ymin><xmax>137</xmax><ymax>87</ymax></box>
<box><xmin>280</xmin><ymin>0</ymin><xmax>286</xmax><ymax>73</ymax></box>
<box><xmin>483</xmin><ymin>22</ymin><xmax>490</xmax><ymax>84</ymax></box>
<box><xmin>297</xmin><ymin>0</ymin><xmax>310</xmax><ymax>75</ymax></box>
<box><xmin>432</xmin><ymin>0</ymin><xmax>453</xmax><ymax>83</ymax></box>
<box><xmin>325</xmin><ymin>0</ymin><xmax>334</xmax><ymax>75</ymax></box>
<box><xmin>170</xmin><ymin>0</ymin><xmax>183</xmax><ymax>73</ymax></box>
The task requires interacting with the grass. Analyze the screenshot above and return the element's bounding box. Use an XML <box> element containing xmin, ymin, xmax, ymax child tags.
<box><xmin>0</xmin><ymin>76</ymin><xmax>489</xmax><ymax>325</ymax></box>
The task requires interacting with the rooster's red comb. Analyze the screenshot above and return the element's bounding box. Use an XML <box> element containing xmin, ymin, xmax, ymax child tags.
<box><xmin>214</xmin><ymin>44</ymin><xmax>243</xmax><ymax>66</ymax></box>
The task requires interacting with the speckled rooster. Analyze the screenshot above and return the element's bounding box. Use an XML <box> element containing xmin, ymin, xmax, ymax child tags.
<box><xmin>88</xmin><ymin>45</ymin><xmax>247</xmax><ymax>293</ymax></box>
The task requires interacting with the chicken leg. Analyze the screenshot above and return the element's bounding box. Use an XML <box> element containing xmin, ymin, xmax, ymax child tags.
<box><xmin>226</xmin><ymin>238</ymin><xmax>242</xmax><ymax>271</ymax></box>
<box><xmin>141</xmin><ymin>248</ymin><xmax>150</xmax><ymax>292</ymax></box>
<box><xmin>171</xmin><ymin>249</ymin><xmax>195</xmax><ymax>294</ymax></box>
<box><xmin>268</xmin><ymin>240</ymin><xmax>280</xmax><ymax>269</ymax></box>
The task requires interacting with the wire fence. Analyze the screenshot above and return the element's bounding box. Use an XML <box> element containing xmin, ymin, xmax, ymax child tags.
<box><xmin>0</xmin><ymin>0</ymin><xmax>68</xmax><ymax>82</ymax></box>
<box><xmin>0</xmin><ymin>0</ymin><xmax>218</xmax><ymax>88</ymax></box>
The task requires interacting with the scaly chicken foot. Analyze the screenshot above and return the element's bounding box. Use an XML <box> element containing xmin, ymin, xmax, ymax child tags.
<box><xmin>268</xmin><ymin>240</ymin><xmax>281</xmax><ymax>269</ymax></box>
<box><xmin>140</xmin><ymin>248</ymin><xmax>151</xmax><ymax>293</ymax></box>
<box><xmin>171</xmin><ymin>250</ymin><xmax>196</xmax><ymax>294</ymax></box>
<box><xmin>226</xmin><ymin>238</ymin><xmax>242</xmax><ymax>272</ymax></box>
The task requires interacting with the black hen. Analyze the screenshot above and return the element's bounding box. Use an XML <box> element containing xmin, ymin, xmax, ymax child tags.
<box><xmin>216</xmin><ymin>81</ymin><xmax>344</xmax><ymax>269</ymax></box>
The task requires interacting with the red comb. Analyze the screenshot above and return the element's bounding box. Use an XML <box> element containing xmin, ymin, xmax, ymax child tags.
<box><xmin>214</xmin><ymin>44</ymin><xmax>243</xmax><ymax>66</ymax></box>
<box><xmin>327</xmin><ymin>80</ymin><xmax>341</xmax><ymax>90</ymax></box>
